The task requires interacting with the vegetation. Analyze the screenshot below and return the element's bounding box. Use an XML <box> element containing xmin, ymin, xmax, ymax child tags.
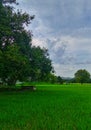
<box><xmin>0</xmin><ymin>84</ymin><xmax>91</xmax><ymax>130</ymax></box>
<box><xmin>1</xmin><ymin>1</ymin><xmax>91</xmax><ymax>86</ymax></box>
<box><xmin>74</xmin><ymin>69</ymin><xmax>90</xmax><ymax>84</ymax></box>
<box><xmin>0</xmin><ymin>1</ymin><xmax>91</xmax><ymax>130</ymax></box>
<box><xmin>0</xmin><ymin>0</ymin><xmax>53</xmax><ymax>86</ymax></box>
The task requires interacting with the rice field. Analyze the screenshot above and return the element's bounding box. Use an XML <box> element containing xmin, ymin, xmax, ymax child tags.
<box><xmin>0</xmin><ymin>83</ymin><xmax>91</xmax><ymax>130</ymax></box>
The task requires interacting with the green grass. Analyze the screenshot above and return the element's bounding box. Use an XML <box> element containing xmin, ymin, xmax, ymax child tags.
<box><xmin>0</xmin><ymin>84</ymin><xmax>91</xmax><ymax>130</ymax></box>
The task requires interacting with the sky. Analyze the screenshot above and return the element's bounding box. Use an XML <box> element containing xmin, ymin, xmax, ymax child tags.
<box><xmin>16</xmin><ymin>0</ymin><xmax>91</xmax><ymax>77</ymax></box>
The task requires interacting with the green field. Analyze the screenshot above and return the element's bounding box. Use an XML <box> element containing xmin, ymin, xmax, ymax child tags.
<box><xmin>0</xmin><ymin>84</ymin><xmax>91</xmax><ymax>130</ymax></box>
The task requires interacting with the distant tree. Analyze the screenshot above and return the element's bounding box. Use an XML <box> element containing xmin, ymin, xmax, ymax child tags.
<box><xmin>47</xmin><ymin>73</ymin><xmax>57</xmax><ymax>83</ymax></box>
<box><xmin>57</xmin><ymin>76</ymin><xmax>63</xmax><ymax>84</ymax></box>
<box><xmin>74</xmin><ymin>69</ymin><xmax>90</xmax><ymax>84</ymax></box>
<box><xmin>69</xmin><ymin>78</ymin><xmax>76</xmax><ymax>83</ymax></box>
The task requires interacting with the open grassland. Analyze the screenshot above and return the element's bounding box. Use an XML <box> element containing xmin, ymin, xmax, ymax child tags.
<box><xmin>0</xmin><ymin>84</ymin><xmax>91</xmax><ymax>130</ymax></box>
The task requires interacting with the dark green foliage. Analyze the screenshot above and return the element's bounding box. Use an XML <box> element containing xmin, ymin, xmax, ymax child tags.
<box><xmin>0</xmin><ymin>2</ymin><xmax>34</xmax><ymax>50</ymax></box>
<box><xmin>0</xmin><ymin>45</ymin><xmax>31</xmax><ymax>85</ymax></box>
<box><xmin>0</xmin><ymin>1</ymin><xmax>53</xmax><ymax>85</ymax></box>
<box><xmin>0</xmin><ymin>1</ymin><xmax>33</xmax><ymax>85</ymax></box>
<box><xmin>74</xmin><ymin>69</ymin><xmax>90</xmax><ymax>84</ymax></box>
<box><xmin>57</xmin><ymin>76</ymin><xmax>63</xmax><ymax>84</ymax></box>
<box><xmin>69</xmin><ymin>78</ymin><xmax>76</xmax><ymax>83</ymax></box>
<box><xmin>47</xmin><ymin>73</ymin><xmax>58</xmax><ymax>83</ymax></box>
<box><xmin>30</xmin><ymin>46</ymin><xmax>53</xmax><ymax>82</ymax></box>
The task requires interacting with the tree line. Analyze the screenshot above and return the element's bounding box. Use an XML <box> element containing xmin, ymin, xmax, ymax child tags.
<box><xmin>62</xmin><ymin>69</ymin><xmax>91</xmax><ymax>84</ymax></box>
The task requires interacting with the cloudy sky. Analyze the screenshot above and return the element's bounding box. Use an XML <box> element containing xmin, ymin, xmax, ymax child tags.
<box><xmin>16</xmin><ymin>0</ymin><xmax>91</xmax><ymax>77</ymax></box>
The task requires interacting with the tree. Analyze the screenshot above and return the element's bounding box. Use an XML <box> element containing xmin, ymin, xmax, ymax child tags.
<box><xmin>0</xmin><ymin>45</ymin><xmax>31</xmax><ymax>85</ymax></box>
<box><xmin>0</xmin><ymin>1</ymin><xmax>34</xmax><ymax>85</ymax></box>
<box><xmin>0</xmin><ymin>1</ymin><xmax>34</xmax><ymax>51</ymax></box>
<box><xmin>30</xmin><ymin>46</ymin><xmax>53</xmax><ymax>82</ymax></box>
<box><xmin>0</xmin><ymin>1</ymin><xmax>53</xmax><ymax>85</ymax></box>
<box><xmin>57</xmin><ymin>76</ymin><xmax>63</xmax><ymax>84</ymax></box>
<box><xmin>74</xmin><ymin>69</ymin><xmax>90</xmax><ymax>84</ymax></box>
<box><xmin>48</xmin><ymin>73</ymin><xmax>58</xmax><ymax>83</ymax></box>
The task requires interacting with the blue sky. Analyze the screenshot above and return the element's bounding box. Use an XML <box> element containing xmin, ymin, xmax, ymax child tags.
<box><xmin>16</xmin><ymin>0</ymin><xmax>91</xmax><ymax>77</ymax></box>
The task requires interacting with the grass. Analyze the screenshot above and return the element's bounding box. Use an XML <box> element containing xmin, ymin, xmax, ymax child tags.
<box><xmin>0</xmin><ymin>84</ymin><xmax>91</xmax><ymax>130</ymax></box>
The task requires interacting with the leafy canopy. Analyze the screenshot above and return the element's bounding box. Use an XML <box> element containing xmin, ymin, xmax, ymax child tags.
<box><xmin>0</xmin><ymin>0</ymin><xmax>53</xmax><ymax>86</ymax></box>
<box><xmin>74</xmin><ymin>69</ymin><xmax>90</xmax><ymax>84</ymax></box>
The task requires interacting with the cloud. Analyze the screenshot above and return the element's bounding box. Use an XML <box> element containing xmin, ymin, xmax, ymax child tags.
<box><xmin>17</xmin><ymin>0</ymin><xmax>91</xmax><ymax>30</ymax></box>
<box><xmin>16</xmin><ymin>0</ymin><xmax>91</xmax><ymax>36</ymax></box>
<box><xmin>33</xmin><ymin>35</ymin><xmax>91</xmax><ymax>63</ymax></box>
<box><xmin>16</xmin><ymin>0</ymin><xmax>91</xmax><ymax>77</ymax></box>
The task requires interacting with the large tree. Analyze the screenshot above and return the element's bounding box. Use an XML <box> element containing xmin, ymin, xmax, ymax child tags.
<box><xmin>0</xmin><ymin>1</ymin><xmax>53</xmax><ymax>85</ymax></box>
<box><xmin>0</xmin><ymin>1</ymin><xmax>34</xmax><ymax>85</ymax></box>
<box><xmin>74</xmin><ymin>69</ymin><xmax>90</xmax><ymax>84</ymax></box>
